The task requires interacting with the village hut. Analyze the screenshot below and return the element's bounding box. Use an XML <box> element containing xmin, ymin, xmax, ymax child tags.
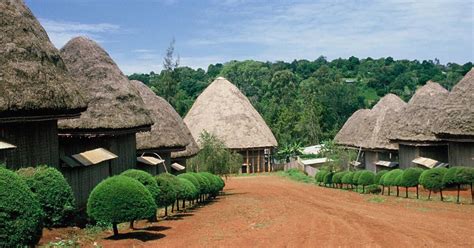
<box><xmin>130</xmin><ymin>80</ymin><xmax>191</xmax><ymax>175</ymax></box>
<box><xmin>433</xmin><ymin>68</ymin><xmax>474</xmax><ymax>167</ymax></box>
<box><xmin>170</xmin><ymin>127</ymin><xmax>200</xmax><ymax>170</ymax></box>
<box><xmin>0</xmin><ymin>0</ymin><xmax>86</xmax><ymax>169</ymax></box>
<box><xmin>58</xmin><ymin>37</ymin><xmax>153</xmax><ymax>206</ymax></box>
<box><xmin>184</xmin><ymin>77</ymin><xmax>278</xmax><ymax>173</ymax></box>
<box><xmin>335</xmin><ymin>94</ymin><xmax>406</xmax><ymax>172</ymax></box>
<box><xmin>389</xmin><ymin>82</ymin><xmax>449</xmax><ymax>169</ymax></box>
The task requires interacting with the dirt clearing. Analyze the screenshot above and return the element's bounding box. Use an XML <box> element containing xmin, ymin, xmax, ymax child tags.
<box><xmin>40</xmin><ymin>175</ymin><xmax>474</xmax><ymax>247</ymax></box>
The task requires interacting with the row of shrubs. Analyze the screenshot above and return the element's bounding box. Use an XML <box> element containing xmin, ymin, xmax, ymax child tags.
<box><xmin>315</xmin><ymin>167</ymin><xmax>474</xmax><ymax>203</ymax></box>
<box><xmin>0</xmin><ymin>166</ymin><xmax>225</xmax><ymax>247</ymax></box>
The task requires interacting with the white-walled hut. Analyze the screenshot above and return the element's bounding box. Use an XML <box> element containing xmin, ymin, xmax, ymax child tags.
<box><xmin>131</xmin><ymin>80</ymin><xmax>191</xmax><ymax>175</ymax></box>
<box><xmin>0</xmin><ymin>0</ymin><xmax>86</xmax><ymax>169</ymax></box>
<box><xmin>389</xmin><ymin>81</ymin><xmax>449</xmax><ymax>169</ymax></box>
<box><xmin>434</xmin><ymin>68</ymin><xmax>474</xmax><ymax>167</ymax></box>
<box><xmin>335</xmin><ymin>94</ymin><xmax>406</xmax><ymax>172</ymax></box>
<box><xmin>58</xmin><ymin>37</ymin><xmax>153</xmax><ymax>206</ymax></box>
<box><xmin>184</xmin><ymin>77</ymin><xmax>278</xmax><ymax>173</ymax></box>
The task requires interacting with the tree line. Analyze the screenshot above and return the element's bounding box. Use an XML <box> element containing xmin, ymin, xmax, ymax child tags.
<box><xmin>129</xmin><ymin>56</ymin><xmax>472</xmax><ymax>148</ymax></box>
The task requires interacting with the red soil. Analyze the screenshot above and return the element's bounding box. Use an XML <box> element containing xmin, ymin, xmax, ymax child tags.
<box><xmin>40</xmin><ymin>175</ymin><xmax>474</xmax><ymax>247</ymax></box>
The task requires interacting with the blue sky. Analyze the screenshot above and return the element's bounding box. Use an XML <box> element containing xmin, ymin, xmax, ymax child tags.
<box><xmin>26</xmin><ymin>0</ymin><xmax>473</xmax><ymax>75</ymax></box>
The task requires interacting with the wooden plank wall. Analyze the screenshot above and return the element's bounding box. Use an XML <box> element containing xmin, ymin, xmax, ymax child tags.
<box><xmin>238</xmin><ymin>148</ymin><xmax>271</xmax><ymax>173</ymax></box>
<box><xmin>449</xmin><ymin>142</ymin><xmax>474</xmax><ymax>167</ymax></box>
<box><xmin>0</xmin><ymin>120</ymin><xmax>59</xmax><ymax>169</ymax></box>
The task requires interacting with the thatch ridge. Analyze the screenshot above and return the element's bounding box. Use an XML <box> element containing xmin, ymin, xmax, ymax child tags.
<box><xmin>0</xmin><ymin>0</ymin><xmax>86</xmax><ymax>121</ymax></box>
<box><xmin>58</xmin><ymin>37</ymin><xmax>153</xmax><ymax>132</ymax></box>
<box><xmin>171</xmin><ymin>128</ymin><xmax>200</xmax><ymax>159</ymax></box>
<box><xmin>130</xmin><ymin>80</ymin><xmax>190</xmax><ymax>150</ymax></box>
<box><xmin>433</xmin><ymin>68</ymin><xmax>474</xmax><ymax>138</ymax></box>
<box><xmin>334</xmin><ymin>109</ymin><xmax>373</xmax><ymax>148</ymax></box>
<box><xmin>389</xmin><ymin>81</ymin><xmax>448</xmax><ymax>142</ymax></box>
<box><xmin>184</xmin><ymin>77</ymin><xmax>278</xmax><ymax>149</ymax></box>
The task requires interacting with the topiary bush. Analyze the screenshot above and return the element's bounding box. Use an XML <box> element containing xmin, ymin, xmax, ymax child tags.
<box><xmin>192</xmin><ymin>172</ymin><xmax>212</xmax><ymax>199</ymax></box>
<box><xmin>420</xmin><ymin>167</ymin><xmax>448</xmax><ymax>201</ymax></box>
<box><xmin>341</xmin><ymin>171</ymin><xmax>355</xmax><ymax>189</ymax></box>
<box><xmin>323</xmin><ymin>171</ymin><xmax>334</xmax><ymax>187</ymax></box>
<box><xmin>332</xmin><ymin>171</ymin><xmax>348</xmax><ymax>188</ymax></box>
<box><xmin>383</xmin><ymin>169</ymin><xmax>403</xmax><ymax>196</ymax></box>
<box><xmin>357</xmin><ymin>170</ymin><xmax>375</xmax><ymax>193</ymax></box>
<box><xmin>17</xmin><ymin>166</ymin><xmax>75</xmax><ymax>227</ymax></box>
<box><xmin>352</xmin><ymin>170</ymin><xmax>364</xmax><ymax>187</ymax></box>
<box><xmin>177</xmin><ymin>173</ymin><xmax>201</xmax><ymax>201</ymax></box>
<box><xmin>375</xmin><ymin>170</ymin><xmax>389</xmax><ymax>195</ymax></box>
<box><xmin>121</xmin><ymin>169</ymin><xmax>161</xmax><ymax>204</ymax></box>
<box><xmin>87</xmin><ymin>175</ymin><xmax>156</xmax><ymax>236</ymax></box>
<box><xmin>399</xmin><ymin>168</ymin><xmax>424</xmax><ymax>198</ymax></box>
<box><xmin>177</xmin><ymin>178</ymin><xmax>198</xmax><ymax>209</ymax></box>
<box><xmin>442</xmin><ymin>167</ymin><xmax>472</xmax><ymax>203</ymax></box>
<box><xmin>200</xmin><ymin>172</ymin><xmax>220</xmax><ymax>197</ymax></box>
<box><xmin>156</xmin><ymin>174</ymin><xmax>178</xmax><ymax>216</ymax></box>
<box><xmin>0</xmin><ymin>167</ymin><xmax>44</xmax><ymax>247</ymax></box>
<box><xmin>315</xmin><ymin>170</ymin><xmax>328</xmax><ymax>186</ymax></box>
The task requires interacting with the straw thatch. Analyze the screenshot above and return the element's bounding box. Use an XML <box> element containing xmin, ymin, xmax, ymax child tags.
<box><xmin>131</xmin><ymin>80</ymin><xmax>191</xmax><ymax>150</ymax></box>
<box><xmin>389</xmin><ymin>81</ymin><xmax>449</xmax><ymax>142</ymax></box>
<box><xmin>58</xmin><ymin>37</ymin><xmax>153</xmax><ymax>132</ymax></box>
<box><xmin>434</xmin><ymin>68</ymin><xmax>474</xmax><ymax>139</ymax></box>
<box><xmin>171</xmin><ymin>129</ymin><xmax>200</xmax><ymax>158</ymax></box>
<box><xmin>334</xmin><ymin>109</ymin><xmax>373</xmax><ymax>148</ymax></box>
<box><xmin>0</xmin><ymin>0</ymin><xmax>86</xmax><ymax>121</ymax></box>
<box><xmin>366</xmin><ymin>94</ymin><xmax>406</xmax><ymax>150</ymax></box>
<box><xmin>184</xmin><ymin>77</ymin><xmax>278</xmax><ymax>149</ymax></box>
<box><xmin>335</xmin><ymin>93</ymin><xmax>406</xmax><ymax>150</ymax></box>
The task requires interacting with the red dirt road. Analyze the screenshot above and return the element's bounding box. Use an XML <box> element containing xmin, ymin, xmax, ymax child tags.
<box><xmin>42</xmin><ymin>175</ymin><xmax>474</xmax><ymax>247</ymax></box>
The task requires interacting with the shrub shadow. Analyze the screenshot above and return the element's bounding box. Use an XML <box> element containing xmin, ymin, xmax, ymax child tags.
<box><xmin>140</xmin><ymin>225</ymin><xmax>171</xmax><ymax>232</ymax></box>
<box><xmin>106</xmin><ymin>231</ymin><xmax>166</xmax><ymax>242</ymax></box>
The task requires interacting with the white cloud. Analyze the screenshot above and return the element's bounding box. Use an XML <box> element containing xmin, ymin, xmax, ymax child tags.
<box><xmin>38</xmin><ymin>18</ymin><xmax>120</xmax><ymax>48</ymax></box>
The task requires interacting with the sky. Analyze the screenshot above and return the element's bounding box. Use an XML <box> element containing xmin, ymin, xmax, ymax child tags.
<box><xmin>25</xmin><ymin>0</ymin><xmax>473</xmax><ymax>75</ymax></box>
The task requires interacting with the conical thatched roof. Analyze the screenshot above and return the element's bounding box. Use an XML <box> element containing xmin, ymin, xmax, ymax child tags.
<box><xmin>171</xmin><ymin>131</ymin><xmax>200</xmax><ymax>159</ymax></box>
<box><xmin>389</xmin><ymin>81</ymin><xmax>449</xmax><ymax>142</ymax></box>
<box><xmin>58</xmin><ymin>37</ymin><xmax>153</xmax><ymax>133</ymax></box>
<box><xmin>335</xmin><ymin>94</ymin><xmax>406</xmax><ymax>150</ymax></box>
<box><xmin>184</xmin><ymin>77</ymin><xmax>278</xmax><ymax>149</ymax></box>
<box><xmin>130</xmin><ymin>80</ymin><xmax>190</xmax><ymax>150</ymax></box>
<box><xmin>366</xmin><ymin>94</ymin><xmax>406</xmax><ymax>150</ymax></box>
<box><xmin>0</xmin><ymin>0</ymin><xmax>86</xmax><ymax>122</ymax></box>
<box><xmin>434</xmin><ymin>68</ymin><xmax>474</xmax><ymax>139</ymax></box>
<box><xmin>334</xmin><ymin>109</ymin><xmax>374</xmax><ymax>148</ymax></box>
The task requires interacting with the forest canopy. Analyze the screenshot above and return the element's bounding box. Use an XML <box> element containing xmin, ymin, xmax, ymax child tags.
<box><xmin>128</xmin><ymin>56</ymin><xmax>472</xmax><ymax>147</ymax></box>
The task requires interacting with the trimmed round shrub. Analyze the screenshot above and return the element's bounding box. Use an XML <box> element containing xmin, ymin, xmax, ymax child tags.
<box><xmin>352</xmin><ymin>170</ymin><xmax>364</xmax><ymax>186</ymax></box>
<box><xmin>200</xmin><ymin>172</ymin><xmax>220</xmax><ymax>196</ymax></box>
<box><xmin>315</xmin><ymin>170</ymin><xmax>328</xmax><ymax>184</ymax></box>
<box><xmin>332</xmin><ymin>171</ymin><xmax>348</xmax><ymax>187</ymax></box>
<box><xmin>215</xmin><ymin>175</ymin><xmax>225</xmax><ymax>191</ymax></box>
<box><xmin>399</xmin><ymin>168</ymin><xmax>424</xmax><ymax>188</ymax></box>
<box><xmin>0</xmin><ymin>167</ymin><xmax>43</xmax><ymax>247</ymax></box>
<box><xmin>87</xmin><ymin>175</ymin><xmax>156</xmax><ymax>235</ymax></box>
<box><xmin>192</xmin><ymin>173</ymin><xmax>212</xmax><ymax>195</ymax></box>
<box><xmin>177</xmin><ymin>178</ymin><xmax>198</xmax><ymax>201</ymax></box>
<box><xmin>177</xmin><ymin>173</ymin><xmax>201</xmax><ymax>196</ymax></box>
<box><xmin>155</xmin><ymin>174</ymin><xmax>178</xmax><ymax>208</ymax></box>
<box><xmin>420</xmin><ymin>167</ymin><xmax>448</xmax><ymax>200</ymax></box>
<box><xmin>443</xmin><ymin>167</ymin><xmax>472</xmax><ymax>203</ymax></box>
<box><xmin>323</xmin><ymin>171</ymin><xmax>334</xmax><ymax>186</ymax></box>
<box><xmin>357</xmin><ymin>171</ymin><xmax>375</xmax><ymax>187</ymax></box>
<box><xmin>341</xmin><ymin>171</ymin><xmax>355</xmax><ymax>187</ymax></box>
<box><xmin>365</xmin><ymin>184</ymin><xmax>381</xmax><ymax>194</ymax></box>
<box><xmin>375</xmin><ymin>170</ymin><xmax>388</xmax><ymax>185</ymax></box>
<box><xmin>383</xmin><ymin>169</ymin><xmax>403</xmax><ymax>187</ymax></box>
<box><xmin>17</xmin><ymin>166</ymin><xmax>75</xmax><ymax>227</ymax></box>
<box><xmin>121</xmin><ymin>169</ymin><xmax>161</xmax><ymax>205</ymax></box>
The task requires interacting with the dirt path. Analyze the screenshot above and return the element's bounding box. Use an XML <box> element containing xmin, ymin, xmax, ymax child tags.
<box><xmin>42</xmin><ymin>175</ymin><xmax>474</xmax><ymax>247</ymax></box>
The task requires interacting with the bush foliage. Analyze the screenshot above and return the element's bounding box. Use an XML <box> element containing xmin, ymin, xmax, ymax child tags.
<box><xmin>341</xmin><ymin>171</ymin><xmax>355</xmax><ymax>185</ymax></box>
<box><xmin>177</xmin><ymin>178</ymin><xmax>198</xmax><ymax>201</ymax></box>
<box><xmin>375</xmin><ymin>170</ymin><xmax>388</xmax><ymax>185</ymax></box>
<box><xmin>399</xmin><ymin>168</ymin><xmax>424</xmax><ymax>187</ymax></box>
<box><xmin>357</xmin><ymin>170</ymin><xmax>375</xmax><ymax>186</ymax></box>
<box><xmin>155</xmin><ymin>174</ymin><xmax>178</xmax><ymax>207</ymax></box>
<box><xmin>177</xmin><ymin>173</ymin><xmax>201</xmax><ymax>196</ymax></box>
<box><xmin>419</xmin><ymin>167</ymin><xmax>448</xmax><ymax>191</ymax></box>
<box><xmin>87</xmin><ymin>176</ymin><xmax>156</xmax><ymax>226</ymax></box>
<box><xmin>121</xmin><ymin>169</ymin><xmax>161</xmax><ymax>206</ymax></box>
<box><xmin>0</xmin><ymin>167</ymin><xmax>44</xmax><ymax>247</ymax></box>
<box><xmin>17</xmin><ymin>166</ymin><xmax>75</xmax><ymax>227</ymax></box>
<box><xmin>383</xmin><ymin>169</ymin><xmax>403</xmax><ymax>186</ymax></box>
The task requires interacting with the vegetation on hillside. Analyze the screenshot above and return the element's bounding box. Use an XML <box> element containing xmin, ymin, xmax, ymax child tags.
<box><xmin>129</xmin><ymin>55</ymin><xmax>472</xmax><ymax>147</ymax></box>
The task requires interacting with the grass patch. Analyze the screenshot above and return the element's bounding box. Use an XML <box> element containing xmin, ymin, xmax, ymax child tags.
<box><xmin>367</xmin><ymin>196</ymin><xmax>386</xmax><ymax>203</ymax></box>
<box><xmin>278</xmin><ymin>169</ymin><xmax>315</xmax><ymax>184</ymax></box>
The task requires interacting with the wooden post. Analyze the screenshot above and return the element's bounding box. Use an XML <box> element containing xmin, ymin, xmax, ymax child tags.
<box><xmin>246</xmin><ymin>150</ymin><xmax>249</xmax><ymax>174</ymax></box>
<box><xmin>257</xmin><ymin>149</ymin><xmax>261</xmax><ymax>173</ymax></box>
<box><xmin>268</xmin><ymin>150</ymin><xmax>271</xmax><ymax>172</ymax></box>
<box><xmin>251</xmin><ymin>150</ymin><xmax>255</xmax><ymax>173</ymax></box>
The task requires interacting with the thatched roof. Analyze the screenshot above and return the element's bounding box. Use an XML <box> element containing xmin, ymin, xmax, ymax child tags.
<box><xmin>334</xmin><ymin>93</ymin><xmax>406</xmax><ymax>150</ymax></box>
<box><xmin>389</xmin><ymin>81</ymin><xmax>448</xmax><ymax>142</ymax></box>
<box><xmin>366</xmin><ymin>94</ymin><xmax>406</xmax><ymax>150</ymax></box>
<box><xmin>184</xmin><ymin>77</ymin><xmax>278</xmax><ymax>149</ymax></box>
<box><xmin>0</xmin><ymin>0</ymin><xmax>86</xmax><ymax>122</ymax></box>
<box><xmin>434</xmin><ymin>68</ymin><xmax>474</xmax><ymax>139</ymax></box>
<box><xmin>58</xmin><ymin>37</ymin><xmax>153</xmax><ymax>133</ymax></box>
<box><xmin>171</xmin><ymin>128</ymin><xmax>200</xmax><ymax>159</ymax></box>
<box><xmin>334</xmin><ymin>109</ymin><xmax>374</xmax><ymax>148</ymax></box>
<box><xmin>130</xmin><ymin>80</ymin><xmax>190</xmax><ymax>150</ymax></box>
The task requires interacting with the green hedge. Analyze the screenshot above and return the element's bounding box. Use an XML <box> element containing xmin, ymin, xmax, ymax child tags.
<box><xmin>352</xmin><ymin>171</ymin><xmax>364</xmax><ymax>186</ymax></box>
<box><xmin>17</xmin><ymin>166</ymin><xmax>75</xmax><ymax>228</ymax></box>
<box><xmin>156</xmin><ymin>174</ymin><xmax>178</xmax><ymax>209</ymax></box>
<box><xmin>87</xmin><ymin>175</ymin><xmax>156</xmax><ymax>236</ymax></box>
<box><xmin>199</xmin><ymin>172</ymin><xmax>221</xmax><ymax>197</ymax></box>
<box><xmin>121</xmin><ymin>169</ymin><xmax>161</xmax><ymax>206</ymax></box>
<box><xmin>332</xmin><ymin>171</ymin><xmax>348</xmax><ymax>187</ymax></box>
<box><xmin>375</xmin><ymin>170</ymin><xmax>388</xmax><ymax>185</ymax></box>
<box><xmin>177</xmin><ymin>178</ymin><xmax>198</xmax><ymax>201</ymax></box>
<box><xmin>323</xmin><ymin>171</ymin><xmax>334</xmax><ymax>186</ymax></box>
<box><xmin>398</xmin><ymin>168</ymin><xmax>424</xmax><ymax>198</ymax></box>
<box><xmin>420</xmin><ymin>167</ymin><xmax>448</xmax><ymax>200</ymax></box>
<box><xmin>357</xmin><ymin>170</ymin><xmax>375</xmax><ymax>193</ymax></box>
<box><xmin>315</xmin><ymin>170</ymin><xmax>328</xmax><ymax>184</ymax></box>
<box><xmin>177</xmin><ymin>173</ymin><xmax>201</xmax><ymax>197</ymax></box>
<box><xmin>192</xmin><ymin>172</ymin><xmax>212</xmax><ymax>195</ymax></box>
<box><xmin>0</xmin><ymin>167</ymin><xmax>43</xmax><ymax>247</ymax></box>
<box><xmin>341</xmin><ymin>172</ymin><xmax>355</xmax><ymax>188</ymax></box>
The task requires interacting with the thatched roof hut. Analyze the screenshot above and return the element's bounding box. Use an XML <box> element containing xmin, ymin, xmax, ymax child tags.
<box><xmin>171</xmin><ymin>132</ymin><xmax>200</xmax><ymax>159</ymax></box>
<box><xmin>389</xmin><ymin>81</ymin><xmax>449</xmax><ymax>142</ymax></box>
<box><xmin>0</xmin><ymin>0</ymin><xmax>86</xmax><ymax>122</ymax></box>
<box><xmin>184</xmin><ymin>77</ymin><xmax>277</xmax><ymax>149</ymax></box>
<box><xmin>130</xmin><ymin>80</ymin><xmax>190</xmax><ymax>150</ymax></box>
<box><xmin>58</xmin><ymin>37</ymin><xmax>153</xmax><ymax>134</ymax></box>
<box><xmin>434</xmin><ymin>68</ymin><xmax>474</xmax><ymax>140</ymax></box>
<box><xmin>334</xmin><ymin>109</ymin><xmax>373</xmax><ymax>148</ymax></box>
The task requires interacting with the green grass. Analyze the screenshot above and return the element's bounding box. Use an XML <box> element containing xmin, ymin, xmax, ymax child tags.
<box><xmin>367</xmin><ymin>196</ymin><xmax>386</xmax><ymax>203</ymax></box>
<box><xmin>277</xmin><ymin>169</ymin><xmax>315</xmax><ymax>184</ymax></box>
